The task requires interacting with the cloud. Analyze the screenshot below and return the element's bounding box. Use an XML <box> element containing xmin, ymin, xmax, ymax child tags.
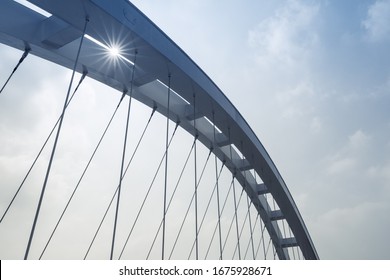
<box><xmin>248</xmin><ymin>0</ymin><xmax>320</xmax><ymax>65</ymax></box>
<box><xmin>367</xmin><ymin>162</ymin><xmax>390</xmax><ymax>188</ymax></box>
<box><xmin>348</xmin><ymin>129</ymin><xmax>370</xmax><ymax>150</ymax></box>
<box><xmin>362</xmin><ymin>0</ymin><xmax>390</xmax><ymax>42</ymax></box>
<box><xmin>310</xmin><ymin>116</ymin><xmax>322</xmax><ymax>133</ymax></box>
<box><xmin>313</xmin><ymin>201</ymin><xmax>390</xmax><ymax>259</ymax></box>
<box><xmin>244</xmin><ymin>0</ymin><xmax>325</xmax><ymax>127</ymax></box>
<box><xmin>327</xmin><ymin>156</ymin><xmax>356</xmax><ymax>175</ymax></box>
<box><xmin>325</xmin><ymin>129</ymin><xmax>371</xmax><ymax>175</ymax></box>
<box><xmin>276</xmin><ymin>81</ymin><xmax>318</xmax><ymax>118</ymax></box>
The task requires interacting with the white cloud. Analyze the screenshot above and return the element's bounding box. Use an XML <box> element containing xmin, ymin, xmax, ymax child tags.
<box><xmin>348</xmin><ymin>129</ymin><xmax>370</xmax><ymax>150</ymax></box>
<box><xmin>245</xmin><ymin>0</ymin><xmax>324</xmax><ymax>126</ymax></box>
<box><xmin>310</xmin><ymin>116</ymin><xmax>322</xmax><ymax>133</ymax></box>
<box><xmin>367</xmin><ymin>162</ymin><xmax>390</xmax><ymax>187</ymax></box>
<box><xmin>325</xmin><ymin>129</ymin><xmax>371</xmax><ymax>175</ymax></box>
<box><xmin>362</xmin><ymin>0</ymin><xmax>390</xmax><ymax>42</ymax></box>
<box><xmin>248</xmin><ymin>0</ymin><xmax>320</xmax><ymax>65</ymax></box>
<box><xmin>313</xmin><ymin>201</ymin><xmax>390</xmax><ymax>259</ymax></box>
<box><xmin>327</xmin><ymin>156</ymin><xmax>356</xmax><ymax>175</ymax></box>
<box><xmin>276</xmin><ymin>81</ymin><xmax>317</xmax><ymax>118</ymax></box>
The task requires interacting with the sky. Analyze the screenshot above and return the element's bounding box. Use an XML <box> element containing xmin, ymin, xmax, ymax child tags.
<box><xmin>1</xmin><ymin>0</ymin><xmax>390</xmax><ymax>260</ymax></box>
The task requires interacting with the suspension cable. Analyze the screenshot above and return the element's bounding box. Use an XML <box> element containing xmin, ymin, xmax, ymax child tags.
<box><xmin>261</xmin><ymin>216</ymin><xmax>268</xmax><ymax>259</ymax></box>
<box><xmin>254</xmin><ymin>215</ymin><xmax>267</xmax><ymax>259</ymax></box>
<box><xmin>162</xmin><ymin>73</ymin><xmax>171</xmax><ymax>260</ymax></box>
<box><xmin>193</xmin><ymin>93</ymin><xmax>199</xmax><ymax>260</ymax></box>
<box><xmin>232</xmin><ymin>186</ymin><xmax>248</xmax><ymax>260</ymax></box>
<box><xmin>288</xmin><ymin>226</ymin><xmax>296</xmax><ymax>259</ymax></box>
<box><xmin>110</xmin><ymin>50</ymin><xmax>137</xmax><ymax>260</ymax></box>
<box><xmin>246</xmin><ymin>195</ymin><xmax>255</xmax><ymax>259</ymax></box>
<box><xmin>146</xmin><ymin>140</ymin><xmax>196</xmax><ymax>259</ymax></box>
<box><xmin>122</xmin><ymin>106</ymin><xmax>157</xmax><ymax>179</ymax></box>
<box><xmin>221</xmin><ymin>185</ymin><xmax>246</xmax><ymax>259</ymax></box>
<box><xmin>84</xmin><ymin>121</ymin><xmax>178</xmax><ymax>259</ymax></box>
<box><xmin>24</xmin><ymin>17</ymin><xmax>89</xmax><ymax>260</ymax></box>
<box><xmin>221</xmin><ymin>180</ymin><xmax>238</xmax><ymax>255</ymax></box>
<box><xmin>110</xmin><ymin>90</ymin><xmax>130</xmax><ymax>260</ymax></box>
<box><xmin>147</xmin><ymin>145</ymin><xmax>212</xmax><ymax>260</ymax></box>
<box><xmin>120</xmin><ymin>135</ymin><xmax>196</xmax><ymax>259</ymax></box>
<box><xmin>188</xmin><ymin>152</ymin><xmax>225</xmax><ymax>259</ymax></box>
<box><xmin>228</xmin><ymin>128</ymin><xmax>241</xmax><ymax>260</ymax></box>
<box><xmin>227</xmin><ymin>142</ymin><xmax>256</xmax><ymax>260</ymax></box>
<box><xmin>168</xmin><ymin>150</ymin><xmax>217</xmax><ymax>260</ymax></box>
<box><xmin>253</xmin><ymin>170</ymin><xmax>267</xmax><ymax>259</ymax></box>
<box><xmin>0</xmin><ymin>48</ymin><xmax>30</xmax><ymax>95</ymax></box>
<box><xmin>212</xmin><ymin>111</ymin><xmax>223</xmax><ymax>260</ymax></box>
<box><xmin>0</xmin><ymin>70</ymin><xmax>87</xmax><ymax>224</ymax></box>
<box><xmin>167</xmin><ymin>139</ymin><xmax>201</xmax><ymax>215</ymax></box>
<box><xmin>244</xmin><ymin>210</ymin><xmax>259</xmax><ymax>259</ymax></box>
<box><xmin>274</xmin><ymin>246</ymin><xmax>277</xmax><ymax>260</ymax></box>
<box><xmin>204</xmin><ymin>171</ymin><xmax>234</xmax><ymax>259</ymax></box>
<box><xmin>265</xmin><ymin>236</ymin><xmax>272</xmax><ymax>259</ymax></box>
<box><xmin>232</xmin><ymin>198</ymin><xmax>252</xmax><ymax>259</ymax></box>
<box><xmin>232</xmin><ymin>186</ymin><xmax>242</xmax><ymax>259</ymax></box>
<box><xmin>38</xmin><ymin>89</ymin><xmax>126</xmax><ymax>259</ymax></box>
<box><xmin>241</xmin><ymin>143</ymin><xmax>255</xmax><ymax>260</ymax></box>
<box><xmin>271</xmin><ymin>197</ymin><xmax>277</xmax><ymax>259</ymax></box>
<box><xmin>281</xmin><ymin>219</ymin><xmax>288</xmax><ymax>259</ymax></box>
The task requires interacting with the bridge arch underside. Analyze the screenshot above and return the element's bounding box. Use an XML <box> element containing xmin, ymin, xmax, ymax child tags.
<box><xmin>0</xmin><ymin>0</ymin><xmax>318</xmax><ymax>260</ymax></box>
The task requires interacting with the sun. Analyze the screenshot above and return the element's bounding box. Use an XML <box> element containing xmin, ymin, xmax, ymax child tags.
<box><xmin>108</xmin><ymin>45</ymin><xmax>120</xmax><ymax>57</ymax></box>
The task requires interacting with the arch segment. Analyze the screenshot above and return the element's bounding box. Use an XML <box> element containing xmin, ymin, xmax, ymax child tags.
<box><xmin>0</xmin><ymin>0</ymin><xmax>318</xmax><ymax>259</ymax></box>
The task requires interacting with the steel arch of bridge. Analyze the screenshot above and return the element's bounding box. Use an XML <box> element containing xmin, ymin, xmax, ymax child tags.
<box><xmin>0</xmin><ymin>0</ymin><xmax>318</xmax><ymax>260</ymax></box>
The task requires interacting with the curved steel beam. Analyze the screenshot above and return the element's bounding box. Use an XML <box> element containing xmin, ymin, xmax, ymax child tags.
<box><xmin>0</xmin><ymin>0</ymin><xmax>318</xmax><ymax>259</ymax></box>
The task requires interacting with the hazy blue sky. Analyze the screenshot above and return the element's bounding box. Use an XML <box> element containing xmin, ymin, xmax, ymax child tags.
<box><xmin>1</xmin><ymin>0</ymin><xmax>390</xmax><ymax>259</ymax></box>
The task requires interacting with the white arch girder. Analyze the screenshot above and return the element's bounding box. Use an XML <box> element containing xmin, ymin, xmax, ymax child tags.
<box><xmin>0</xmin><ymin>0</ymin><xmax>318</xmax><ymax>260</ymax></box>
